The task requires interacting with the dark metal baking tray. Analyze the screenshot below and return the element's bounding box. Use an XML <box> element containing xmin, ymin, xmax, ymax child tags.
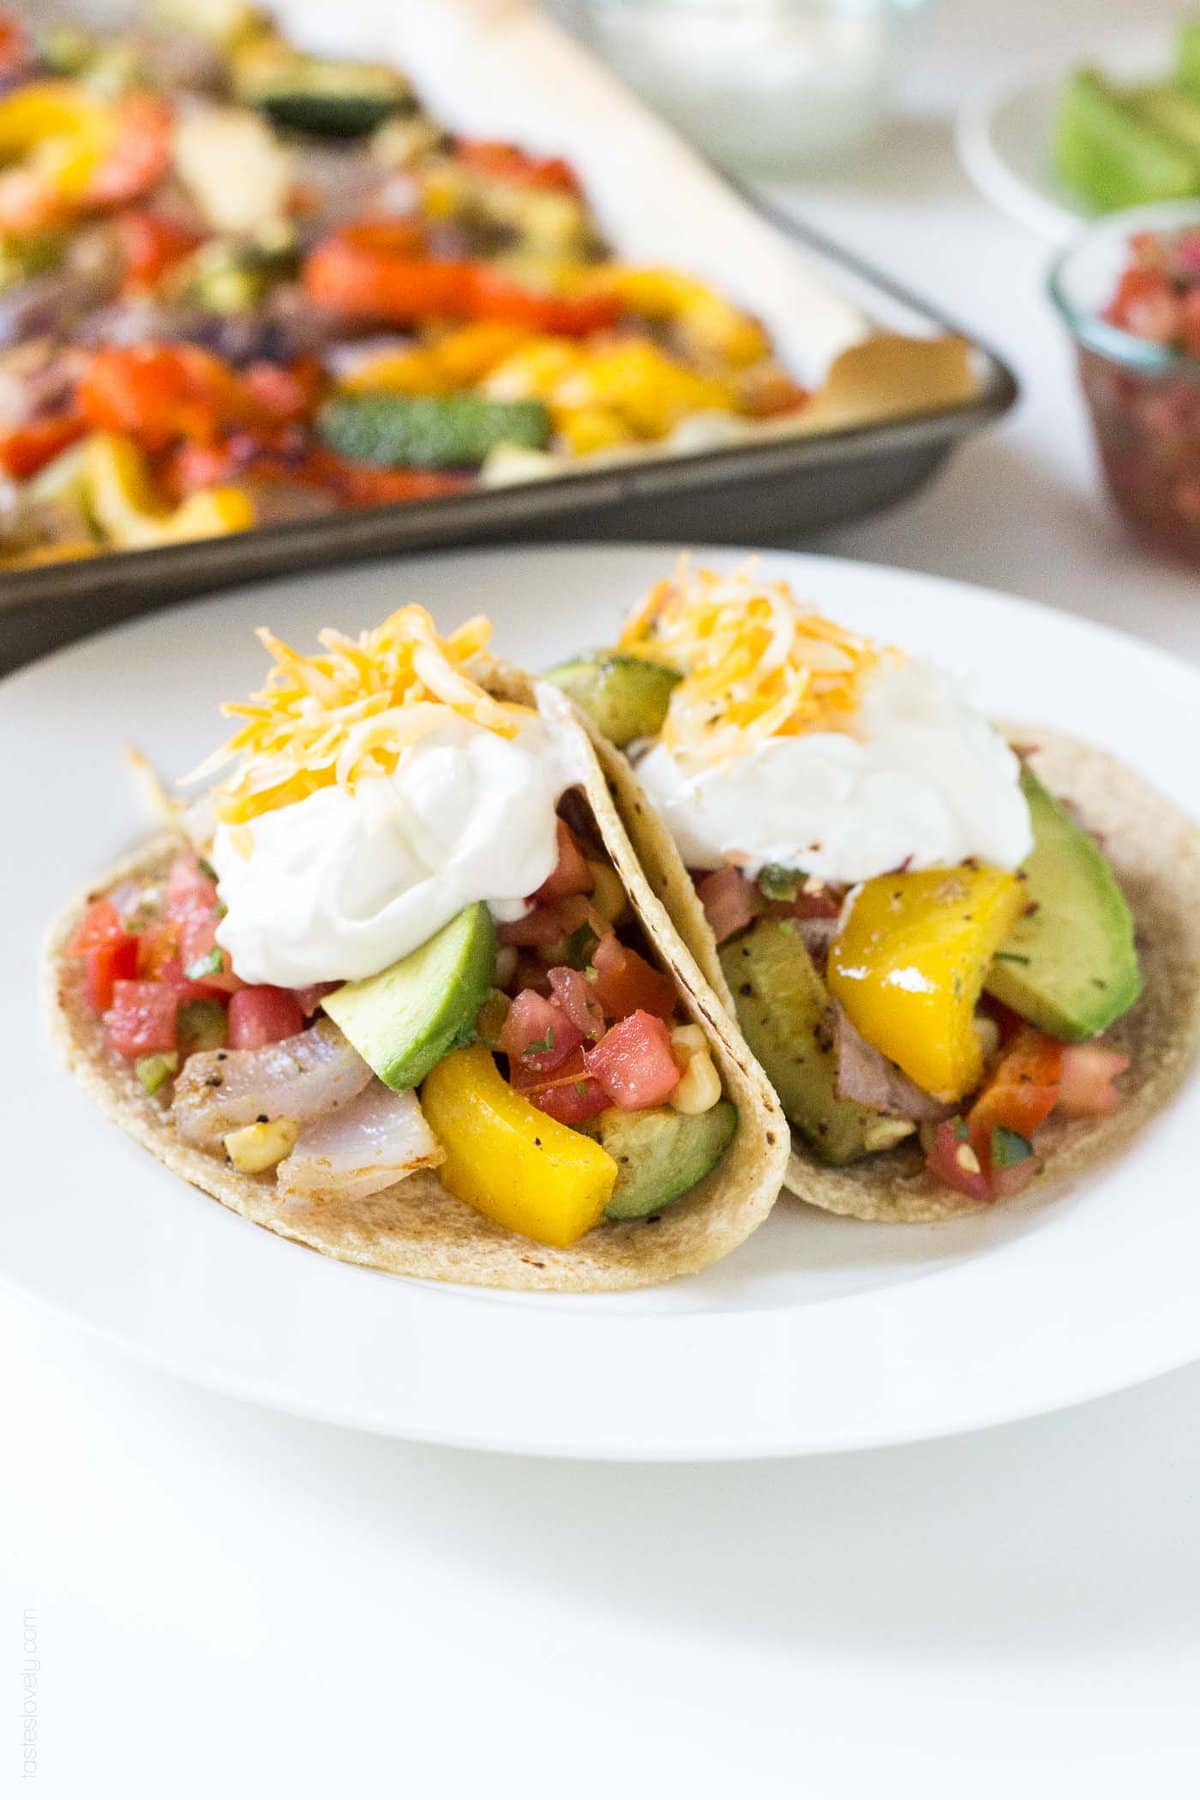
<box><xmin>0</xmin><ymin>204</ymin><xmax>1017</xmax><ymax>673</ymax></box>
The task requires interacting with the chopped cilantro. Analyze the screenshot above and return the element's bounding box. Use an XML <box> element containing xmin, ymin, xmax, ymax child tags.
<box><xmin>524</xmin><ymin>1025</ymin><xmax>556</xmax><ymax>1057</ymax></box>
<box><xmin>185</xmin><ymin>947</ymin><xmax>224</xmax><ymax>980</ymax></box>
<box><xmin>564</xmin><ymin>922</ymin><xmax>600</xmax><ymax>969</ymax></box>
<box><xmin>994</xmin><ymin>951</ymin><xmax>1031</xmax><ymax>966</ymax></box>
<box><xmin>758</xmin><ymin>864</ymin><xmax>803</xmax><ymax>902</ymax></box>
<box><xmin>990</xmin><ymin>1125</ymin><xmax>1034</xmax><ymax>1168</ymax></box>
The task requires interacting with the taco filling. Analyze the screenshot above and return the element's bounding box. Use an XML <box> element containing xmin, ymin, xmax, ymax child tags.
<box><xmin>550</xmin><ymin>565</ymin><xmax>1146</xmax><ymax>1207</ymax></box>
<box><xmin>57</xmin><ymin>605</ymin><xmax>758</xmax><ymax>1257</ymax></box>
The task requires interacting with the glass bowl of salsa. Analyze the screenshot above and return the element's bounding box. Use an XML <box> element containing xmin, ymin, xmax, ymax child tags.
<box><xmin>1049</xmin><ymin>200</ymin><xmax>1200</xmax><ymax>565</ymax></box>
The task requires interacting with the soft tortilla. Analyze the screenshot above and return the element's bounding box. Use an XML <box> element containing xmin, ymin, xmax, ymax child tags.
<box><xmin>602</xmin><ymin>725</ymin><xmax>1200</xmax><ymax>1223</ymax></box>
<box><xmin>45</xmin><ymin>672</ymin><xmax>788</xmax><ymax>1291</ymax></box>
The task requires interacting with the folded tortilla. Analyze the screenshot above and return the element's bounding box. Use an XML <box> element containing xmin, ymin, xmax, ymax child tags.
<box><xmin>600</xmin><ymin>725</ymin><xmax>1200</xmax><ymax>1223</ymax></box>
<box><xmin>45</xmin><ymin>671</ymin><xmax>789</xmax><ymax>1291</ymax></box>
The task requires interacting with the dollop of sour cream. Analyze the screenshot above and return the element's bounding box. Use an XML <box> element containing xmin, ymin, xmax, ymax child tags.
<box><xmin>213</xmin><ymin>715</ymin><xmax>575</xmax><ymax>987</ymax></box>
<box><xmin>635</xmin><ymin>659</ymin><xmax>1032</xmax><ymax>883</ymax></box>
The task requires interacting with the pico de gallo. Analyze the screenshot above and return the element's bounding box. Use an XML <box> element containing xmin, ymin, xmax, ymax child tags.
<box><xmin>61</xmin><ymin>605</ymin><xmax>737</xmax><ymax>1249</ymax></box>
<box><xmin>1062</xmin><ymin>218</ymin><xmax>1200</xmax><ymax>565</ymax></box>
<box><xmin>0</xmin><ymin>1</ymin><xmax>806</xmax><ymax>570</ymax></box>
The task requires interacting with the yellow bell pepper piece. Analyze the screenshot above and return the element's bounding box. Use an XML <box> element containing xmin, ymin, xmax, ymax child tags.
<box><xmin>555</xmin><ymin>404</ymin><xmax>635</xmax><ymax>456</ymax></box>
<box><xmin>0</xmin><ymin>83</ymin><xmax>117</xmax><ymax>206</ymax></box>
<box><xmin>573</xmin><ymin>266</ymin><xmax>770</xmax><ymax>369</ymax></box>
<box><xmin>421</xmin><ymin>1044</ymin><xmax>617</xmax><ymax>1248</ymax></box>
<box><xmin>555</xmin><ymin>341</ymin><xmax>735</xmax><ymax>439</ymax></box>
<box><xmin>342</xmin><ymin>323</ymin><xmax>532</xmax><ymax>398</ymax></box>
<box><xmin>483</xmin><ymin>337</ymin><xmax>585</xmax><ymax>403</ymax></box>
<box><xmin>827</xmin><ymin>866</ymin><xmax>1026</xmax><ymax>1103</ymax></box>
<box><xmin>85</xmin><ymin>433</ymin><xmax>255</xmax><ymax>550</ymax></box>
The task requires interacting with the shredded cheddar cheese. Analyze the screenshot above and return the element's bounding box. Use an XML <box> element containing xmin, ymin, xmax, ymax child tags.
<box><xmin>618</xmin><ymin>560</ymin><xmax>895</xmax><ymax>767</ymax></box>
<box><xmin>192</xmin><ymin>605</ymin><xmax>530</xmax><ymax>825</ymax></box>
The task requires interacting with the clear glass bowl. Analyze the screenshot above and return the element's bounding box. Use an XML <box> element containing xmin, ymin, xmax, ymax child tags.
<box><xmin>574</xmin><ymin>0</ymin><xmax>933</xmax><ymax>171</ymax></box>
<box><xmin>1049</xmin><ymin>200</ymin><xmax>1200</xmax><ymax>569</ymax></box>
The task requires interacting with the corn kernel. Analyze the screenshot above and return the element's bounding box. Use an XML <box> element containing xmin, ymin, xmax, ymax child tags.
<box><xmin>223</xmin><ymin>1117</ymin><xmax>299</xmax><ymax>1175</ymax></box>
<box><xmin>670</xmin><ymin>1047</ymin><xmax>722</xmax><ymax>1115</ymax></box>
<box><xmin>586</xmin><ymin>859</ymin><xmax>628</xmax><ymax>924</ymax></box>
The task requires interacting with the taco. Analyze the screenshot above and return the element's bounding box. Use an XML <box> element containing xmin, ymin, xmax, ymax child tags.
<box><xmin>549</xmin><ymin>563</ymin><xmax>1200</xmax><ymax>1221</ymax></box>
<box><xmin>47</xmin><ymin>605</ymin><xmax>787</xmax><ymax>1290</ymax></box>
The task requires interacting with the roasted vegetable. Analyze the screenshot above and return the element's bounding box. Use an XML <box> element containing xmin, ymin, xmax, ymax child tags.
<box><xmin>319</xmin><ymin>392</ymin><xmax>550</xmax><ymax>469</ymax></box>
<box><xmin>828</xmin><ymin>867</ymin><xmax>1025</xmax><ymax>1104</ymax></box>
<box><xmin>85</xmin><ymin>431</ymin><xmax>254</xmax><ymax>549</ymax></box>
<box><xmin>421</xmin><ymin>1043</ymin><xmax>618</xmax><ymax>1247</ymax></box>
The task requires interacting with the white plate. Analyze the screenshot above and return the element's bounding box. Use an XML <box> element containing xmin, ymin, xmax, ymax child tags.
<box><xmin>7</xmin><ymin>544</ymin><xmax>1200</xmax><ymax>1460</ymax></box>
<box><xmin>956</xmin><ymin>32</ymin><xmax>1174</xmax><ymax>244</ymax></box>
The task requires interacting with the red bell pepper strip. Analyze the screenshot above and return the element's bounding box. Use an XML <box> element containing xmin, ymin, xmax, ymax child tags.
<box><xmin>454</xmin><ymin>138</ymin><xmax>582</xmax><ymax>194</ymax></box>
<box><xmin>303</xmin><ymin>225</ymin><xmax>619</xmax><ymax>336</ymax></box>
<box><xmin>0</xmin><ymin>414</ymin><xmax>85</xmax><ymax>480</ymax></box>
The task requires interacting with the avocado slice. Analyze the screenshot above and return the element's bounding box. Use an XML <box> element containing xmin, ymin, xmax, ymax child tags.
<box><xmin>322</xmin><ymin>903</ymin><xmax>497</xmax><ymax>1092</ymax></box>
<box><xmin>985</xmin><ymin>768</ymin><xmax>1141</xmax><ymax>1041</ymax></box>
<box><xmin>546</xmin><ymin>653</ymin><xmax>681</xmax><ymax>748</ymax></box>
<box><xmin>720</xmin><ymin>918</ymin><xmax>913</xmax><ymax>1166</ymax></box>
<box><xmin>600</xmin><ymin>1101</ymin><xmax>737</xmax><ymax>1219</ymax></box>
<box><xmin>1054</xmin><ymin>69</ymin><xmax>1200</xmax><ymax>210</ymax></box>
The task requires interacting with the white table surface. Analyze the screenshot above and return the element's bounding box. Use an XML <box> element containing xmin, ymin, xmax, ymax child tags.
<box><xmin>6</xmin><ymin>1</ymin><xmax>1200</xmax><ymax>1791</ymax></box>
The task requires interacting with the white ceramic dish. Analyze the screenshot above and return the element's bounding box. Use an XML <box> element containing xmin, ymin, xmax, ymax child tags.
<box><xmin>956</xmin><ymin>32</ymin><xmax>1171</xmax><ymax>244</ymax></box>
<box><xmin>7</xmin><ymin>543</ymin><xmax>1200</xmax><ymax>1459</ymax></box>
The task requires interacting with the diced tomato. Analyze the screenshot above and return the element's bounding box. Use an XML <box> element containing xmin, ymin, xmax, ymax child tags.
<box><xmin>1057</xmin><ymin>1043</ymin><xmax>1131</xmax><ymax>1118</ymax></box>
<box><xmin>227</xmin><ymin>986</ymin><xmax>305</xmax><ymax>1051</ymax></box>
<box><xmin>499</xmin><ymin>988</ymin><xmax>583</xmax><ymax>1073</ymax></box>
<box><xmin>177</xmin><ymin>912</ymin><xmax>241</xmax><ymax>993</ymax></box>
<box><xmin>85</xmin><ymin>935</ymin><xmax>139</xmax><ymax>1012</ymax></box>
<box><xmin>924</xmin><ymin>1119</ymin><xmax>993</xmax><ymax>1204</ymax></box>
<box><xmin>165</xmin><ymin>853</ymin><xmax>219</xmax><ymax>919</ymax></box>
<box><xmin>105</xmin><ymin>979</ymin><xmax>178</xmax><ymax>1057</ymax></box>
<box><xmin>533</xmin><ymin>819</ymin><xmax>594</xmax><ymax>904</ymax></box>
<box><xmin>585</xmin><ymin>1009</ymin><xmax>681</xmax><ymax>1110</ymax></box>
<box><xmin>86</xmin><ymin>94</ymin><xmax>174</xmax><ymax>209</ymax></box>
<box><xmin>68</xmin><ymin>898</ymin><xmax>126</xmax><ymax>956</ymax></box>
<box><xmin>454</xmin><ymin>138</ymin><xmax>582</xmax><ymax>195</ymax></box>
<box><xmin>149</xmin><ymin>953</ymin><xmax>228</xmax><ymax>1004</ymax></box>
<box><xmin>588</xmin><ymin>932</ymin><xmax>676</xmax><ymax>1022</ymax></box>
<box><xmin>0</xmin><ymin>414</ymin><xmax>85</xmax><ymax>481</ymax></box>
<box><xmin>546</xmin><ymin>965</ymin><xmax>605</xmax><ymax>1040</ymax></box>
<box><xmin>513</xmin><ymin>1048</ymin><xmax>609</xmax><ymax>1125</ymax></box>
<box><xmin>135</xmin><ymin>918</ymin><xmax>179</xmax><ymax>979</ymax></box>
<box><xmin>116</xmin><ymin>208</ymin><xmax>202</xmax><ymax>295</ymax></box>
<box><xmin>497</xmin><ymin>905</ymin><xmax>567</xmax><ymax>948</ymax></box>
<box><xmin>695</xmin><ymin>865</ymin><xmax>761</xmax><ymax>944</ymax></box>
<box><xmin>293</xmin><ymin>982</ymin><xmax>339</xmax><ymax>1017</ymax></box>
<box><xmin>967</xmin><ymin>1024</ymin><xmax>1063</xmax><ymax>1144</ymax></box>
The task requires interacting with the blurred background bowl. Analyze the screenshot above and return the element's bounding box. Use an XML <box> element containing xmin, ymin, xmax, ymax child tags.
<box><xmin>569</xmin><ymin>0</ymin><xmax>934</xmax><ymax>171</ymax></box>
<box><xmin>1049</xmin><ymin>199</ymin><xmax>1200</xmax><ymax>568</ymax></box>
